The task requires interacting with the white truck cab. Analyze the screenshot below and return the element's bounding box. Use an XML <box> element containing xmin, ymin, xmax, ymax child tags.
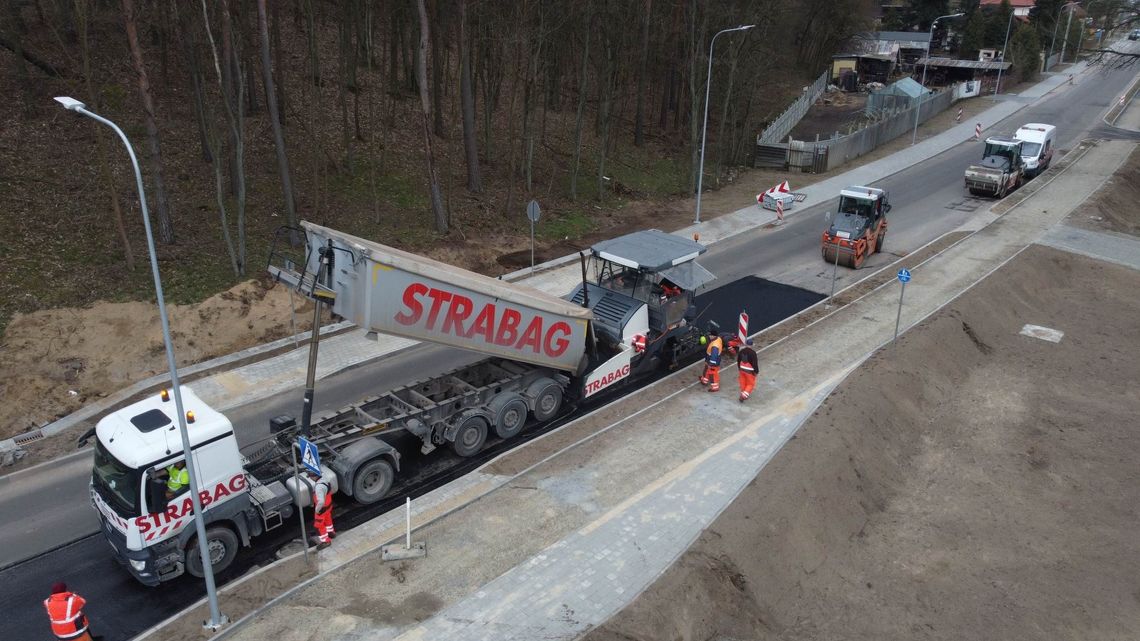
<box><xmin>1014</xmin><ymin>123</ymin><xmax>1056</xmax><ymax>178</ymax></box>
<box><xmin>90</xmin><ymin>387</ymin><xmax>289</xmax><ymax>585</ymax></box>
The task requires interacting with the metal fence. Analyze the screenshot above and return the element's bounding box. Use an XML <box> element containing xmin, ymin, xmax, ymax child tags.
<box><xmin>1044</xmin><ymin>53</ymin><xmax>1060</xmax><ymax>71</ymax></box>
<box><xmin>757</xmin><ymin>69</ymin><xmax>830</xmax><ymax>144</ymax></box>
<box><xmin>754</xmin><ymin>86</ymin><xmax>955</xmax><ymax>173</ymax></box>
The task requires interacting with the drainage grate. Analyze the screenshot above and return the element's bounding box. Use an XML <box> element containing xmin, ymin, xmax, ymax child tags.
<box><xmin>13</xmin><ymin>429</ymin><xmax>45</xmax><ymax>446</ymax></box>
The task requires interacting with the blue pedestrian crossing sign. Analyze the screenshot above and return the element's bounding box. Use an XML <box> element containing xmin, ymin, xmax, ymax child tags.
<box><xmin>897</xmin><ymin>268</ymin><xmax>911</xmax><ymax>284</ymax></box>
<box><xmin>298</xmin><ymin>437</ymin><xmax>321</xmax><ymax>475</ymax></box>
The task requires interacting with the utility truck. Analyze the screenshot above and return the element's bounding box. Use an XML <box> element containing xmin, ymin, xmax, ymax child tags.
<box><xmin>964</xmin><ymin>136</ymin><xmax>1025</xmax><ymax>198</ymax></box>
<box><xmin>89</xmin><ymin>222</ymin><xmax>716</xmax><ymax>585</ymax></box>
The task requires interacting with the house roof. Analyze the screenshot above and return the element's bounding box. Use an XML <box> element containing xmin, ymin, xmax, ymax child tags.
<box><xmin>915</xmin><ymin>57</ymin><xmax>1013</xmax><ymax>71</ymax></box>
<box><xmin>872</xmin><ymin>31</ymin><xmax>932</xmax><ymax>44</ymax></box>
<box><xmin>874</xmin><ymin>77</ymin><xmax>929</xmax><ymax>98</ymax></box>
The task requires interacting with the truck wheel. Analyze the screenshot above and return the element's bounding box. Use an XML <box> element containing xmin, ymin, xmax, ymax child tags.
<box><xmin>451</xmin><ymin>414</ymin><xmax>488</xmax><ymax>457</ymax></box>
<box><xmin>528</xmin><ymin>379</ymin><xmax>563</xmax><ymax>422</ymax></box>
<box><xmin>352</xmin><ymin>458</ymin><xmax>394</xmax><ymax>504</ymax></box>
<box><xmin>489</xmin><ymin>393</ymin><xmax>529</xmax><ymax>440</ymax></box>
<box><xmin>186</xmin><ymin>527</ymin><xmax>239</xmax><ymax>578</ymax></box>
<box><xmin>875</xmin><ymin>232</ymin><xmax>885</xmax><ymax>254</ymax></box>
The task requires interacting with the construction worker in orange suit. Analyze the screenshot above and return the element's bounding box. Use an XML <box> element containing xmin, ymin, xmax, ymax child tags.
<box><xmin>699</xmin><ymin>331</ymin><xmax>724</xmax><ymax>392</ymax></box>
<box><xmin>44</xmin><ymin>582</ymin><xmax>99</xmax><ymax>641</ymax></box>
<box><xmin>309</xmin><ymin>471</ymin><xmax>335</xmax><ymax>549</ymax></box>
<box><xmin>737</xmin><ymin>338</ymin><xmax>759</xmax><ymax>402</ymax></box>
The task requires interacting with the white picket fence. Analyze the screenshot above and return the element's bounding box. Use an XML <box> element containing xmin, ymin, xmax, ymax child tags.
<box><xmin>757</xmin><ymin>69</ymin><xmax>830</xmax><ymax>144</ymax></box>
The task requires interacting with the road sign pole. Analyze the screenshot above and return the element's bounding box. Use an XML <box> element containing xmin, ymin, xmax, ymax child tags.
<box><xmin>291</xmin><ymin>445</ymin><xmax>311</xmax><ymax>563</ymax></box>
<box><xmin>526</xmin><ymin>199</ymin><xmax>541</xmax><ymax>273</ymax></box>
<box><xmin>530</xmin><ymin>218</ymin><xmax>535</xmax><ymax>272</ymax></box>
<box><xmin>893</xmin><ymin>281</ymin><xmax>907</xmax><ymax>342</ymax></box>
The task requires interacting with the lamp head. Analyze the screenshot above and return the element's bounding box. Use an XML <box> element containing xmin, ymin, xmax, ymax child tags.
<box><xmin>54</xmin><ymin>97</ymin><xmax>86</xmax><ymax>112</ymax></box>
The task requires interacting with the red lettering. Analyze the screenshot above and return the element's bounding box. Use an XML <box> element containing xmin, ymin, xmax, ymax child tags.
<box><xmin>135</xmin><ymin>516</ymin><xmax>151</xmax><ymax>534</ymax></box>
<box><xmin>164</xmin><ymin>504</ymin><xmax>178</xmax><ymax>522</ymax></box>
<box><xmin>179</xmin><ymin>497</ymin><xmax>194</xmax><ymax>519</ymax></box>
<box><xmin>424</xmin><ymin>288</ymin><xmax>453</xmax><ymax>330</ymax></box>
<box><xmin>495</xmin><ymin>308</ymin><xmax>522</xmax><ymax>346</ymax></box>
<box><xmin>394</xmin><ymin>283</ymin><xmax>428</xmax><ymax>326</ymax></box>
<box><xmin>543</xmin><ymin>322</ymin><xmax>572</xmax><ymax>357</ymax></box>
<box><xmin>442</xmin><ymin>294</ymin><xmax>474</xmax><ymax>335</ymax></box>
<box><xmin>213</xmin><ymin>482</ymin><xmax>232</xmax><ymax>502</ymax></box>
<box><xmin>470</xmin><ymin>304</ymin><xmax>496</xmax><ymax>342</ymax></box>
<box><xmin>517</xmin><ymin>316</ymin><xmax>544</xmax><ymax>353</ymax></box>
<box><xmin>229</xmin><ymin>475</ymin><xmax>247</xmax><ymax>492</ymax></box>
<box><xmin>198</xmin><ymin>490</ymin><xmax>213</xmax><ymax>509</ymax></box>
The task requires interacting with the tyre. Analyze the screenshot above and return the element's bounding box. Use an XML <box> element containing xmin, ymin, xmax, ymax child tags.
<box><xmin>186</xmin><ymin>526</ymin><xmax>239</xmax><ymax>578</ymax></box>
<box><xmin>488</xmin><ymin>393</ymin><xmax>529</xmax><ymax>440</ymax></box>
<box><xmin>875</xmin><ymin>232</ymin><xmax>885</xmax><ymax>254</ymax></box>
<box><xmin>851</xmin><ymin>250</ymin><xmax>864</xmax><ymax>269</ymax></box>
<box><xmin>450</xmin><ymin>414</ymin><xmax>488</xmax><ymax>457</ymax></box>
<box><xmin>352</xmin><ymin>458</ymin><xmax>394</xmax><ymax>504</ymax></box>
<box><xmin>527</xmin><ymin>378</ymin><xmax>563</xmax><ymax>422</ymax></box>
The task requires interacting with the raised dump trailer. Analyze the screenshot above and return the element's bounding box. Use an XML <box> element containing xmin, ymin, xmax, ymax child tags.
<box><xmin>90</xmin><ymin>222</ymin><xmax>716</xmax><ymax>584</ymax></box>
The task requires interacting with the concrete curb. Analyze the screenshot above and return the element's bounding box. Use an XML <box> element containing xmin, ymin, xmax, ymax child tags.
<box><xmin>1104</xmin><ymin>67</ymin><xmax>1140</xmax><ymax>127</ymax></box>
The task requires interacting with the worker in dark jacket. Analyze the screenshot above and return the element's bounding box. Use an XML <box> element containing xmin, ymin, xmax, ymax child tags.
<box><xmin>737</xmin><ymin>339</ymin><xmax>758</xmax><ymax>402</ymax></box>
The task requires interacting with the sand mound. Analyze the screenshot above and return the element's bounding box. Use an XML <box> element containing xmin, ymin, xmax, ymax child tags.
<box><xmin>586</xmin><ymin>244</ymin><xmax>1140</xmax><ymax>640</ymax></box>
<box><xmin>0</xmin><ymin>280</ymin><xmax>313</xmax><ymax>440</ymax></box>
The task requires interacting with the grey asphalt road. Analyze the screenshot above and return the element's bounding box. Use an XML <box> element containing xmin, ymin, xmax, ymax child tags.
<box><xmin>2</xmin><ymin>59</ymin><xmax>1135</xmax><ymax>572</ymax></box>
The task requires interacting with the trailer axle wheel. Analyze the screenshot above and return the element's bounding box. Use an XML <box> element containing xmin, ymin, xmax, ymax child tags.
<box><xmin>352</xmin><ymin>458</ymin><xmax>394</xmax><ymax>504</ymax></box>
<box><xmin>451</xmin><ymin>414</ymin><xmax>489</xmax><ymax>457</ymax></box>
<box><xmin>490</xmin><ymin>393</ymin><xmax>529</xmax><ymax>439</ymax></box>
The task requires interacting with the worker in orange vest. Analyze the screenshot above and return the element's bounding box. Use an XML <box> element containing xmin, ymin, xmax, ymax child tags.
<box><xmin>44</xmin><ymin>582</ymin><xmax>98</xmax><ymax>641</ymax></box>
<box><xmin>737</xmin><ymin>338</ymin><xmax>758</xmax><ymax>402</ymax></box>
<box><xmin>309</xmin><ymin>471</ymin><xmax>335</xmax><ymax>549</ymax></box>
<box><xmin>699</xmin><ymin>331</ymin><xmax>724</xmax><ymax>392</ymax></box>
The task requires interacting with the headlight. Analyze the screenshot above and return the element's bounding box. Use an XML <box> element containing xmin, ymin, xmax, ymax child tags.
<box><xmin>130</xmin><ymin>559</ymin><xmax>147</xmax><ymax>572</ymax></box>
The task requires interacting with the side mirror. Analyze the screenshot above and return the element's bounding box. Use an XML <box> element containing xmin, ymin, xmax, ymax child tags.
<box><xmin>884</xmin><ymin>203</ymin><xmax>893</xmax><ymax>213</ymax></box>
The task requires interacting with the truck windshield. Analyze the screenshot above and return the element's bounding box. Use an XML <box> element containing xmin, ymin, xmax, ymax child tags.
<box><xmin>983</xmin><ymin>142</ymin><xmax>1017</xmax><ymax>158</ymax></box>
<box><xmin>838</xmin><ymin>196</ymin><xmax>874</xmax><ymax>218</ymax></box>
<box><xmin>1020</xmin><ymin>142</ymin><xmax>1042</xmax><ymax>156</ymax></box>
<box><xmin>93</xmin><ymin>440</ymin><xmax>141</xmax><ymax>517</ymax></box>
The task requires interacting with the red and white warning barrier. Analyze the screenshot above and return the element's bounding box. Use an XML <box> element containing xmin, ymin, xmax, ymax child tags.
<box><xmin>974</xmin><ymin>123</ymin><xmax>982</xmax><ymax>140</ymax></box>
<box><xmin>956</xmin><ymin>108</ymin><xmax>963</xmax><ymax>123</ymax></box>
<box><xmin>738</xmin><ymin>311</ymin><xmax>749</xmax><ymax>343</ymax></box>
<box><xmin>776</xmin><ymin>199</ymin><xmax>784</xmax><ymax>221</ymax></box>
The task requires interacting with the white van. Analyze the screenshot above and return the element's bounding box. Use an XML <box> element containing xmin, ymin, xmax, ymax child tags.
<box><xmin>1014</xmin><ymin>123</ymin><xmax>1056</xmax><ymax>178</ymax></box>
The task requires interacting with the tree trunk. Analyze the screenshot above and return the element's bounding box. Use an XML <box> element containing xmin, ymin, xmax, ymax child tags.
<box><xmin>634</xmin><ymin>0</ymin><xmax>652</xmax><ymax>146</ymax></box>
<box><xmin>687</xmin><ymin>0</ymin><xmax>706</xmax><ymax>194</ymax></box>
<box><xmin>257</xmin><ymin>0</ymin><xmax>298</xmax><ymax>233</ymax></box>
<box><xmin>270</xmin><ymin>0</ymin><xmax>286</xmax><ymax>126</ymax></box>
<box><xmin>77</xmin><ymin>0</ymin><xmax>135</xmax><ymax>271</ymax></box>
<box><xmin>458</xmin><ymin>0</ymin><xmax>481</xmax><ymax>192</ymax></box>
<box><xmin>338</xmin><ymin>3</ymin><xmax>353</xmax><ymax>173</ymax></box>
<box><xmin>430</xmin><ymin>0</ymin><xmax>445</xmax><ymax>137</ymax></box>
<box><xmin>416</xmin><ymin>0</ymin><xmax>447</xmax><ymax>233</ymax></box>
<box><xmin>199</xmin><ymin>0</ymin><xmax>240</xmax><ymax>275</ymax></box>
<box><xmin>714</xmin><ymin>37</ymin><xmax>744</xmax><ymax>179</ymax></box>
<box><xmin>122</xmin><ymin>0</ymin><xmax>175</xmax><ymax>244</ymax></box>
<box><xmin>570</xmin><ymin>14</ymin><xmax>592</xmax><ymax>201</ymax></box>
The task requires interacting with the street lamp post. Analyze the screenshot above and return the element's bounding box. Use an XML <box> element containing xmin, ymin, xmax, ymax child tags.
<box><xmin>993</xmin><ymin>9</ymin><xmax>1016</xmax><ymax>99</ymax></box>
<box><xmin>912</xmin><ymin>12</ymin><xmax>964</xmax><ymax>145</ymax></box>
<box><xmin>694</xmin><ymin>24</ymin><xmax>754</xmax><ymax>224</ymax></box>
<box><xmin>54</xmin><ymin>97</ymin><xmax>228</xmax><ymax>632</ymax></box>
<box><xmin>1048</xmin><ymin>2</ymin><xmax>1082</xmax><ymax>69</ymax></box>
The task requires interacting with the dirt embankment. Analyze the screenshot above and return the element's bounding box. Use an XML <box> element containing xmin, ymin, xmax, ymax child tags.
<box><xmin>586</xmin><ymin>244</ymin><xmax>1140</xmax><ymax>641</ymax></box>
<box><xmin>0</xmin><ymin>280</ymin><xmax>312</xmax><ymax>441</ymax></box>
<box><xmin>1069</xmin><ymin>145</ymin><xmax>1140</xmax><ymax>236</ymax></box>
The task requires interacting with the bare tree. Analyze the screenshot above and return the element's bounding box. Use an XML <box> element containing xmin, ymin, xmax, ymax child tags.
<box><xmin>634</xmin><ymin>0</ymin><xmax>652</xmax><ymax>147</ymax></box>
<box><xmin>257</xmin><ymin>0</ymin><xmax>298</xmax><ymax>233</ymax></box>
<box><xmin>570</xmin><ymin>5</ymin><xmax>593</xmax><ymax>201</ymax></box>
<box><xmin>76</xmin><ymin>0</ymin><xmax>134</xmax><ymax>271</ymax></box>
<box><xmin>458</xmin><ymin>0</ymin><xmax>482</xmax><ymax>192</ymax></box>
<box><xmin>122</xmin><ymin>0</ymin><xmax>176</xmax><ymax>244</ymax></box>
<box><xmin>416</xmin><ymin>0</ymin><xmax>448</xmax><ymax>233</ymax></box>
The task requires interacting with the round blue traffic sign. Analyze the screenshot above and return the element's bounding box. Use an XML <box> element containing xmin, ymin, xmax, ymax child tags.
<box><xmin>897</xmin><ymin>268</ymin><xmax>911</xmax><ymax>283</ymax></box>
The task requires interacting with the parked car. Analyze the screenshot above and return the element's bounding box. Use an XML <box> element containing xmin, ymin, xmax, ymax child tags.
<box><xmin>1129</xmin><ymin>29</ymin><xmax>1140</xmax><ymax>41</ymax></box>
